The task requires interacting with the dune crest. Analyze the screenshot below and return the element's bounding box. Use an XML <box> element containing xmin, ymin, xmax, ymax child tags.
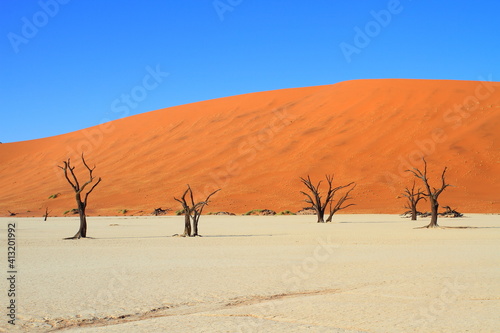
<box><xmin>0</xmin><ymin>79</ymin><xmax>499</xmax><ymax>216</ymax></box>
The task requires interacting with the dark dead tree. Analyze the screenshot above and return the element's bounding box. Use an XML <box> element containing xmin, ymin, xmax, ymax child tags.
<box><xmin>174</xmin><ymin>186</ymin><xmax>193</xmax><ymax>237</ymax></box>
<box><xmin>174</xmin><ymin>185</ymin><xmax>220</xmax><ymax>237</ymax></box>
<box><xmin>400</xmin><ymin>180</ymin><xmax>426</xmax><ymax>221</ymax></box>
<box><xmin>440</xmin><ymin>206</ymin><xmax>463</xmax><ymax>218</ymax></box>
<box><xmin>43</xmin><ymin>207</ymin><xmax>51</xmax><ymax>221</ymax></box>
<box><xmin>58</xmin><ymin>154</ymin><xmax>102</xmax><ymax>239</ymax></box>
<box><xmin>406</xmin><ymin>158</ymin><xmax>451</xmax><ymax>228</ymax></box>
<box><xmin>152</xmin><ymin>207</ymin><xmax>170</xmax><ymax>216</ymax></box>
<box><xmin>300</xmin><ymin>175</ymin><xmax>355</xmax><ymax>223</ymax></box>
<box><xmin>326</xmin><ymin>184</ymin><xmax>356</xmax><ymax>222</ymax></box>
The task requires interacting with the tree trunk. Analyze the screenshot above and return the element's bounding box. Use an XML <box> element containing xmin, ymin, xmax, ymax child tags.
<box><xmin>192</xmin><ymin>215</ymin><xmax>199</xmax><ymax>237</ymax></box>
<box><xmin>326</xmin><ymin>209</ymin><xmax>336</xmax><ymax>222</ymax></box>
<box><xmin>73</xmin><ymin>198</ymin><xmax>87</xmax><ymax>238</ymax></box>
<box><xmin>428</xmin><ymin>200</ymin><xmax>439</xmax><ymax>228</ymax></box>
<box><xmin>77</xmin><ymin>210</ymin><xmax>87</xmax><ymax>238</ymax></box>
<box><xmin>411</xmin><ymin>206</ymin><xmax>417</xmax><ymax>221</ymax></box>
<box><xmin>183</xmin><ymin>212</ymin><xmax>191</xmax><ymax>236</ymax></box>
<box><xmin>316</xmin><ymin>209</ymin><xmax>325</xmax><ymax>223</ymax></box>
<box><xmin>326</xmin><ymin>213</ymin><xmax>332</xmax><ymax>223</ymax></box>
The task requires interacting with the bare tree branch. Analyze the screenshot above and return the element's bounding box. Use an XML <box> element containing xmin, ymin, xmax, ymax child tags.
<box><xmin>326</xmin><ymin>183</ymin><xmax>356</xmax><ymax>222</ymax></box>
<box><xmin>83</xmin><ymin>177</ymin><xmax>102</xmax><ymax>206</ymax></box>
<box><xmin>300</xmin><ymin>175</ymin><xmax>355</xmax><ymax>223</ymax></box>
<box><xmin>58</xmin><ymin>160</ymin><xmax>78</xmax><ymax>190</ymax></box>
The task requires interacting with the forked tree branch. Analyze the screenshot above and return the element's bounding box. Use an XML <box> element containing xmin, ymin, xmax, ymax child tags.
<box><xmin>327</xmin><ymin>183</ymin><xmax>356</xmax><ymax>221</ymax></box>
<box><xmin>406</xmin><ymin>158</ymin><xmax>450</xmax><ymax>200</ymax></box>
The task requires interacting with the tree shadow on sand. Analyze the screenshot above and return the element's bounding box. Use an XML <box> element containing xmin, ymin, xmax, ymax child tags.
<box><xmin>81</xmin><ymin>234</ymin><xmax>278</xmax><ymax>240</ymax></box>
<box><xmin>200</xmin><ymin>234</ymin><xmax>278</xmax><ymax>238</ymax></box>
<box><xmin>414</xmin><ymin>226</ymin><xmax>500</xmax><ymax>229</ymax></box>
<box><xmin>337</xmin><ymin>221</ymin><xmax>402</xmax><ymax>224</ymax></box>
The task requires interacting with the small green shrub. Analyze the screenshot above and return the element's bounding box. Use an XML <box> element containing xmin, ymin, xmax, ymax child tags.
<box><xmin>64</xmin><ymin>208</ymin><xmax>78</xmax><ymax>215</ymax></box>
<box><xmin>118</xmin><ymin>209</ymin><xmax>128</xmax><ymax>214</ymax></box>
<box><xmin>48</xmin><ymin>193</ymin><xmax>60</xmax><ymax>199</ymax></box>
<box><xmin>243</xmin><ymin>209</ymin><xmax>264</xmax><ymax>216</ymax></box>
<box><xmin>175</xmin><ymin>209</ymin><xmax>185</xmax><ymax>216</ymax></box>
<box><xmin>278</xmin><ymin>210</ymin><xmax>296</xmax><ymax>215</ymax></box>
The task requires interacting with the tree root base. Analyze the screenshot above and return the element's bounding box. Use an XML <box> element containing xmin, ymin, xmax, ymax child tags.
<box><xmin>63</xmin><ymin>236</ymin><xmax>93</xmax><ymax>240</ymax></box>
<box><xmin>414</xmin><ymin>225</ymin><xmax>441</xmax><ymax>229</ymax></box>
<box><xmin>172</xmin><ymin>234</ymin><xmax>203</xmax><ymax>237</ymax></box>
<box><xmin>414</xmin><ymin>225</ymin><xmax>477</xmax><ymax>229</ymax></box>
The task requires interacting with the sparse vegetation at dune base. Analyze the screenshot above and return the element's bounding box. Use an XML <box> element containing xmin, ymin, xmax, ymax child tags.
<box><xmin>243</xmin><ymin>209</ymin><xmax>277</xmax><ymax>216</ymax></box>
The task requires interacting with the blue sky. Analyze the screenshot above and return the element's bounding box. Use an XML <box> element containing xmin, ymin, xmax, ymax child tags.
<box><xmin>1</xmin><ymin>0</ymin><xmax>499</xmax><ymax>143</ymax></box>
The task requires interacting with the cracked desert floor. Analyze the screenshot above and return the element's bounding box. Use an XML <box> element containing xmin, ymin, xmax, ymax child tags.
<box><xmin>1</xmin><ymin>214</ymin><xmax>499</xmax><ymax>332</ymax></box>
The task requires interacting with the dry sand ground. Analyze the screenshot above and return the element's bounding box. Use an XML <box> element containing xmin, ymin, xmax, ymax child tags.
<box><xmin>1</xmin><ymin>214</ymin><xmax>499</xmax><ymax>332</ymax></box>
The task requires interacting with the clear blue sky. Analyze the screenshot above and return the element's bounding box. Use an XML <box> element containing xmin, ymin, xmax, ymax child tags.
<box><xmin>1</xmin><ymin>0</ymin><xmax>499</xmax><ymax>143</ymax></box>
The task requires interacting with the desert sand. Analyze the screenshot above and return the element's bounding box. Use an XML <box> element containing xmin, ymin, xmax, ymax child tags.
<box><xmin>0</xmin><ymin>79</ymin><xmax>499</xmax><ymax>216</ymax></box>
<box><xmin>1</xmin><ymin>214</ymin><xmax>499</xmax><ymax>332</ymax></box>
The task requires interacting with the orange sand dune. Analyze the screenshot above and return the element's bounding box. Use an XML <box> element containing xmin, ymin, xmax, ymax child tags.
<box><xmin>0</xmin><ymin>79</ymin><xmax>499</xmax><ymax>216</ymax></box>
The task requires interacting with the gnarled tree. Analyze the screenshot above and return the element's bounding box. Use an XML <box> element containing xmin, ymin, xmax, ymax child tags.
<box><xmin>174</xmin><ymin>185</ymin><xmax>220</xmax><ymax>236</ymax></box>
<box><xmin>406</xmin><ymin>158</ymin><xmax>451</xmax><ymax>228</ymax></box>
<box><xmin>400</xmin><ymin>180</ymin><xmax>426</xmax><ymax>220</ymax></box>
<box><xmin>58</xmin><ymin>154</ymin><xmax>102</xmax><ymax>239</ymax></box>
<box><xmin>300</xmin><ymin>175</ymin><xmax>355</xmax><ymax>223</ymax></box>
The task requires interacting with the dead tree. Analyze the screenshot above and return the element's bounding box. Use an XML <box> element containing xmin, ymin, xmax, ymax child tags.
<box><xmin>58</xmin><ymin>154</ymin><xmax>102</xmax><ymax>239</ymax></box>
<box><xmin>43</xmin><ymin>207</ymin><xmax>51</xmax><ymax>221</ymax></box>
<box><xmin>406</xmin><ymin>158</ymin><xmax>451</xmax><ymax>228</ymax></box>
<box><xmin>174</xmin><ymin>185</ymin><xmax>220</xmax><ymax>236</ymax></box>
<box><xmin>440</xmin><ymin>206</ymin><xmax>463</xmax><ymax>218</ymax></box>
<box><xmin>152</xmin><ymin>207</ymin><xmax>170</xmax><ymax>216</ymax></box>
<box><xmin>300</xmin><ymin>175</ymin><xmax>355</xmax><ymax>223</ymax></box>
<box><xmin>174</xmin><ymin>187</ymin><xmax>193</xmax><ymax>237</ymax></box>
<box><xmin>326</xmin><ymin>184</ymin><xmax>356</xmax><ymax>222</ymax></box>
<box><xmin>400</xmin><ymin>181</ymin><xmax>426</xmax><ymax>220</ymax></box>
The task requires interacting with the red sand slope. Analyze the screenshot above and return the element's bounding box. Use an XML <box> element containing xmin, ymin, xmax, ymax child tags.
<box><xmin>1</xmin><ymin>79</ymin><xmax>499</xmax><ymax>216</ymax></box>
